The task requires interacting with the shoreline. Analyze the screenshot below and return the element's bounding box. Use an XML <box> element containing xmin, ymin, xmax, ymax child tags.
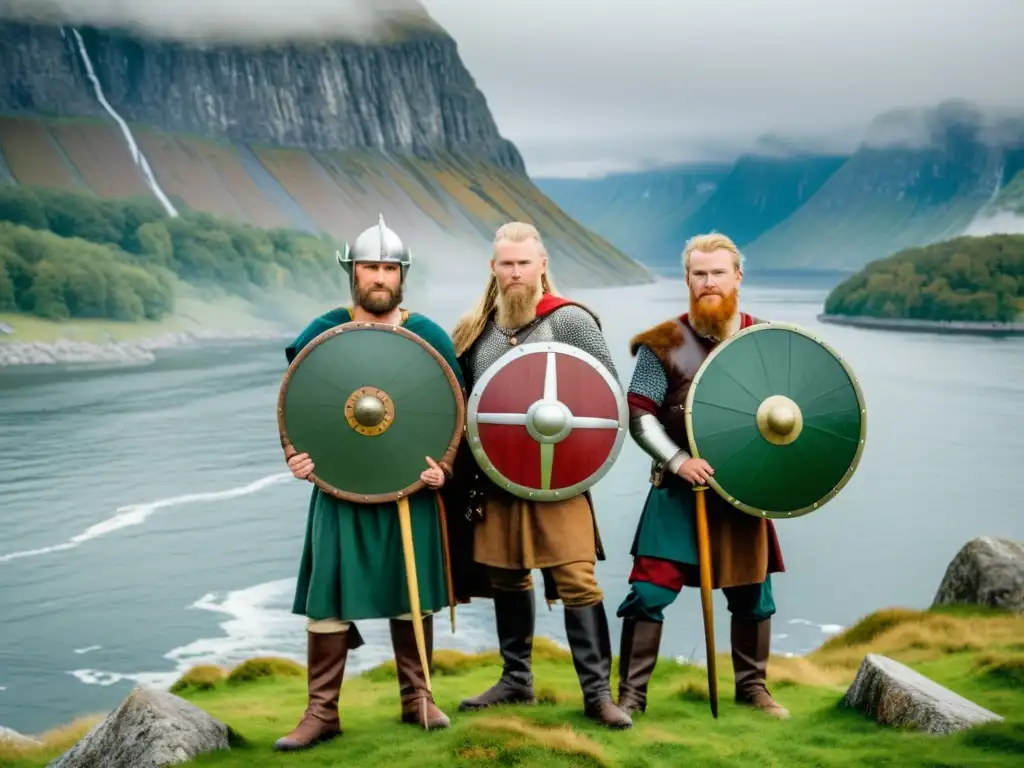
<box><xmin>0</xmin><ymin>328</ymin><xmax>289</xmax><ymax>368</ymax></box>
<box><xmin>817</xmin><ymin>313</ymin><xmax>1024</xmax><ymax>336</ymax></box>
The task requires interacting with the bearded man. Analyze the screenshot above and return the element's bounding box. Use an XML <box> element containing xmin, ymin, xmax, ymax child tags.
<box><xmin>444</xmin><ymin>222</ymin><xmax>632</xmax><ymax>729</ymax></box>
<box><xmin>615</xmin><ymin>232</ymin><xmax>788</xmax><ymax>719</ymax></box>
<box><xmin>275</xmin><ymin>215</ymin><xmax>464</xmax><ymax>751</ymax></box>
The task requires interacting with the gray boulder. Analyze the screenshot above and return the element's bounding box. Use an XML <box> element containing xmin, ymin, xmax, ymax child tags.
<box><xmin>843</xmin><ymin>653</ymin><xmax>1003</xmax><ymax>734</ymax></box>
<box><xmin>932</xmin><ymin>536</ymin><xmax>1024</xmax><ymax>614</ymax></box>
<box><xmin>47</xmin><ymin>686</ymin><xmax>242</xmax><ymax>768</ymax></box>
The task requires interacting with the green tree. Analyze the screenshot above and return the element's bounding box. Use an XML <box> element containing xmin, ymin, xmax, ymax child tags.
<box><xmin>24</xmin><ymin>260</ymin><xmax>69</xmax><ymax>320</ymax></box>
<box><xmin>0</xmin><ymin>261</ymin><xmax>15</xmax><ymax>311</ymax></box>
<box><xmin>824</xmin><ymin>234</ymin><xmax>1024</xmax><ymax>322</ymax></box>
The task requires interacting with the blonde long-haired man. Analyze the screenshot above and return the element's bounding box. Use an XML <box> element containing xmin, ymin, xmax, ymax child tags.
<box><xmin>614</xmin><ymin>233</ymin><xmax>788</xmax><ymax>719</ymax></box>
<box><xmin>443</xmin><ymin>222</ymin><xmax>632</xmax><ymax>729</ymax></box>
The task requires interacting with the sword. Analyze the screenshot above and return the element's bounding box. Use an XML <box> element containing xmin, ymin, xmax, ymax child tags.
<box><xmin>396</xmin><ymin>495</ymin><xmax>431</xmax><ymax>729</ymax></box>
<box><xmin>693</xmin><ymin>483</ymin><xmax>719</xmax><ymax>718</ymax></box>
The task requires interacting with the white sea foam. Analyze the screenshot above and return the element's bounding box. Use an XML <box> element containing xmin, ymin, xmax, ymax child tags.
<box><xmin>0</xmin><ymin>473</ymin><xmax>293</xmax><ymax>564</ymax></box>
<box><xmin>69</xmin><ymin>578</ymin><xmax>497</xmax><ymax>691</ymax></box>
<box><xmin>789</xmin><ymin>617</ymin><xmax>845</xmax><ymax>635</ymax></box>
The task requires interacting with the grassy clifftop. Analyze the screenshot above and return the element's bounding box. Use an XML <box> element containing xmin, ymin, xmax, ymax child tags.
<box><xmin>2</xmin><ymin>606</ymin><xmax>1022</xmax><ymax>767</ymax></box>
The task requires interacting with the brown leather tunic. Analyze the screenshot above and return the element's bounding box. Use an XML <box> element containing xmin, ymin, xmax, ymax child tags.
<box><xmin>629</xmin><ymin>312</ymin><xmax>785</xmax><ymax>589</ymax></box>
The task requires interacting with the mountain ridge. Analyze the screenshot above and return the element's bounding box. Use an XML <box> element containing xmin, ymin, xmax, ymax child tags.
<box><xmin>0</xmin><ymin>17</ymin><xmax>653</xmax><ymax>295</ymax></box>
<box><xmin>538</xmin><ymin>100</ymin><xmax>1024</xmax><ymax>273</ymax></box>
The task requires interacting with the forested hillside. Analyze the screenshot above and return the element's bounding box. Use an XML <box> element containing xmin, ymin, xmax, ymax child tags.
<box><xmin>0</xmin><ymin>187</ymin><xmax>341</xmax><ymax>322</ymax></box>
<box><xmin>823</xmin><ymin>233</ymin><xmax>1024</xmax><ymax>323</ymax></box>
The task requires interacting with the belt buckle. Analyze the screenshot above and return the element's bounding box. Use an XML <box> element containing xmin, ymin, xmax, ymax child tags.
<box><xmin>650</xmin><ymin>461</ymin><xmax>665</xmax><ymax>488</ymax></box>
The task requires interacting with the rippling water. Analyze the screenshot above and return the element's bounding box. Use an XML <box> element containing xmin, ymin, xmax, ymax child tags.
<box><xmin>2</xmin><ymin>276</ymin><xmax>1023</xmax><ymax>736</ymax></box>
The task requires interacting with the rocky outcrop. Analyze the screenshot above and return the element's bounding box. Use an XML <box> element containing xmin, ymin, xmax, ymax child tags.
<box><xmin>843</xmin><ymin>654</ymin><xmax>1003</xmax><ymax>734</ymax></box>
<box><xmin>46</xmin><ymin>686</ymin><xmax>242</xmax><ymax>768</ymax></box>
<box><xmin>0</xmin><ymin>20</ymin><xmax>524</xmax><ymax>173</ymax></box>
<box><xmin>932</xmin><ymin>536</ymin><xmax>1024</xmax><ymax>614</ymax></box>
<box><xmin>0</xmin><ymin>330</ymin><xmax>288</xmax><ymax>367</ymax></box>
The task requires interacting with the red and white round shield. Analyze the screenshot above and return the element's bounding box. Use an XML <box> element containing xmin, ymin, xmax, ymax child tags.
<box><xmin>466</xmin><ymin>341</ymin><xmax>628</xmax><ymax>501</ymax></box>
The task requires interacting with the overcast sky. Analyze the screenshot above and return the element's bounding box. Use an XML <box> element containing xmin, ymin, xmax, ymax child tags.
<box><xmin>420</xmin><ymin>0</ymin><xmax>1024</xmax><ymax>177</ymax></box>
<box><xmin>10</xmin><ymin>0</ymin><xmax>1024</xmax><ymax>179</ymax></box>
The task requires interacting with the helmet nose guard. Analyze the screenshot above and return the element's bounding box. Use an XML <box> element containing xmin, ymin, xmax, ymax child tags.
<box><xmin>336</xmin><ymin>214</ymin><xmax>412</xmax><ymax>285</ymax></box>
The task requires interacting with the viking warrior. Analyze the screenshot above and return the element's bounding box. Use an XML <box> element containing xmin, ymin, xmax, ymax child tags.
<box><xmin>444</xmin><ymin>222</ymin><xmax>632</xmax><ymax>729</ymax></box>
<box><xmin>275</xmin><ymin>215</ymin><xmax>465</xmax><ymax>751</ymax></box>
<box><xmin>615</xmin><ymin>232</ymin><xmax>788</xmax><ymax>718</ymax></box>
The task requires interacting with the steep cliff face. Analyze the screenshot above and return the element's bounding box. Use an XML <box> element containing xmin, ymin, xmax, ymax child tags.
<box><xmin>0</xmin><ymin>21</ymin><xmax>523</xmax><ymax>172</ymax></box>
<box><xmin>0</xmin><ymin>18</ymin><xmax>651</xmax><ymax>289</ymax></box>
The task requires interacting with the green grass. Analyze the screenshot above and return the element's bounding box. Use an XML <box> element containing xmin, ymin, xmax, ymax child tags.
<box><xmin>2</xmin><ymin>609</ymin><xmax>1023</xmax><ymax>767</ymax></box>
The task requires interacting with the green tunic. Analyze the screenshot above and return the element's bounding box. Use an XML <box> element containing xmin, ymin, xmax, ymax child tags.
<box><xmin>285</xmin><ymin>307</ymin><xmax>466</xmax><ymax>622</ymax></box>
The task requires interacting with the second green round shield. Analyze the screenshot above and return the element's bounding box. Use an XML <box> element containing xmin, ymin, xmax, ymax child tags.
<box><xmin>685</xmin><ymin>322</ymin><xmax>866</xmax><ymax>518</ymax></box>
<box><xmin>278</xmin><ymin>322</ymin><xmax>464</xmax><ymax>503</ymax></box>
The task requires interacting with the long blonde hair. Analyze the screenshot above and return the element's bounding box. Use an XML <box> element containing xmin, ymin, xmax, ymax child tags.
<box><xmin>452</xmin><ymin>222</ymin><xmax>558</xmax><ymax>357</ymax></box>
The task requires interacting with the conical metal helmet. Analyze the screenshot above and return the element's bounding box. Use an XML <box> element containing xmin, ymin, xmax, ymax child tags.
<box><xmin>336</xmin><ymin>213</ymin><xmax>411</xmax><ymax>286</ymax></box>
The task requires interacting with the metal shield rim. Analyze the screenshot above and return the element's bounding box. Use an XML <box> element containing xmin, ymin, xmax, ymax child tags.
<box><xmin>466</xmin><ymin>340</ymin><xmax>628</xmax><ymax>501</ymax></box>
<box><xmin>277</xmin><ymin>320</ymin><xmax>467</xmax><ymax>504</ymax></box>
<box><xmin>683</xmin><ymin>321</ymin><xmax>867</xmax><ymax>519</ymax></box>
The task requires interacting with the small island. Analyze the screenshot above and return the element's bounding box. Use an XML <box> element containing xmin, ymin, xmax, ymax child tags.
<box><xmin>819</xmin><ymin>233</ymin><xmax>1024</xmax><ymax>335</ymax></box>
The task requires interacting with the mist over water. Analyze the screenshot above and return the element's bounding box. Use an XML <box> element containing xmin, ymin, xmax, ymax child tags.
<box><xmin>1</xmin><ymin>274</ymin><xmax>1022</xmax><ymax>736</ymax></box>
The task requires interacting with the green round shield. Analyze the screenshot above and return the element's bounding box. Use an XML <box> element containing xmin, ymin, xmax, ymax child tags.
<box><xmin>277</xmin><ymin>321</ymin><xmax>465</xmax><ymax>503</ymax></box>
<box><xmin>684</xmin><ymin>322</ymin><xmax>866</xmax><ymax>519</ymax></box>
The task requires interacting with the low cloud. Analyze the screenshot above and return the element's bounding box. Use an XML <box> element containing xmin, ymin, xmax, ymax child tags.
<box><xmin>0</xmin><ymin>0</ymin><xmax>434</xmax><ymax>43</ymax></box>
<box><xmin>422</xmin><ymin>0</ymin><xmax>1024</xmax><ymax>177</ymax></box>
<box><xmin>963</xmin><ymin>211</ymin><xmax>1024</xmax><ymax>237</ymax></box>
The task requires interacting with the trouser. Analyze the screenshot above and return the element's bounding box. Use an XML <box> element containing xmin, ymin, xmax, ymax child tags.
<box><xmin>306</xmin><ymin>610</ymin><xmax>434</xmax><ymax>633</ymax></box>
<box><xmin>616</xmin><ymin>575</ymin><xmax>776</xmax><ymax>623</ymax></box>
<box><xmin>487</xmin><ymin>561</ymin><xmax>604</xmax><ymax>607</ymax></box>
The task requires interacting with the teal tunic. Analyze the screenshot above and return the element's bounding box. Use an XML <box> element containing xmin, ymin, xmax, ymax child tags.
<box><xmin>624</xmin><ymin>344</ymin><xmax>785</xmax><ymax>591</ymax></box>
<box><xmin>285</xmin><ymin>307</ymin><xmax>466</xmax><ymax>622</ymax></box>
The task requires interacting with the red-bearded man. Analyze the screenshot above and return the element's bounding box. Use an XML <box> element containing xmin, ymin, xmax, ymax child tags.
<box><xmin>614</xmin><ymin>233</ymin><xmax>789</xmax><ymax>719</ymax></box>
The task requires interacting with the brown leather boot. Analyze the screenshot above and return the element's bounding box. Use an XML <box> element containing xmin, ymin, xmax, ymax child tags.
<box><xmin>274</xmin><ymin>630</ymin><xmax>350</xmax><ymax>751</ymax></box>
<box><xmin>616</xmin><ymin>617</ymin><xmax>663</xmax><ymax>715</ymax></box>
<box><xmin>731</xmin><ymin>616</ymin><xmax>789</xmax><ymax>718</ymax></box>
<box><xmin>564</xmin><ymin>602</ymin><xmax>633</xmax><ymax>729</ymax></box>
<box><xmin>390</xmin><ymin>616</ymin><xmax>451</xmax><ymax>729</ymax></box>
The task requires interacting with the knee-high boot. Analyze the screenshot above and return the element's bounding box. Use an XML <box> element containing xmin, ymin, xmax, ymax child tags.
<box><xmin>458</xmin><ymin>588</ymin><xmax>536</xmax><ymax>710</ymax></box>
<box><xmin>274</xmin><ymin>630</ymin><xmax>350</xmax><ymax>751</ymax></box>
<box><xmin>390</xmin><ymin>616</ymin><xmax>451</xmax><ymax>729</ymax></box>
<box><xmin>564</xmin><ymin>601</ymin><xmax>633</xmax><ymax>729</ymax></box>
<box><xmin>616</xmin><ymin>616</ymin><xmax>664</xmax><ymax>715</ymax></box>
<box><xmin>731</xmin><ymin>616</ymin><xmax>789</xmax><ymax>718</ymax></box>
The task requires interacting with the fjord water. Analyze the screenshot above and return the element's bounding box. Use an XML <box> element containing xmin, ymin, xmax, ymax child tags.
<box><xmin>2</xmin><ymin>275</ymin><xmax>1023</xmax><ymax>736</ymax></box>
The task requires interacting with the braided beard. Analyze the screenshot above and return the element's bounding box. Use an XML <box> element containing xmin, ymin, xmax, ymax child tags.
<box><xmin>689</xmin><ymin>287</ymin><xmax>738</xmax><ymax>342</ymax></box>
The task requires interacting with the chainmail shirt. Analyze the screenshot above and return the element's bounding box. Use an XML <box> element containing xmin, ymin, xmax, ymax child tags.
<box><xmin>468</xmin><ymin>305</ymin><xmax>620</xmax><ymax>387</ymax></box>
<box><xmin>627</xmin><ymin>345</ymin><xmax>668</xmax><ymax>405</ymax></box>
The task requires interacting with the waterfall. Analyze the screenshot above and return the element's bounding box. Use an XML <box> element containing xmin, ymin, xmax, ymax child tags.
<box><xmin>67</xmin><ymin>27</ymin><xmax>179</xmax><ymax>217</ymax></box>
